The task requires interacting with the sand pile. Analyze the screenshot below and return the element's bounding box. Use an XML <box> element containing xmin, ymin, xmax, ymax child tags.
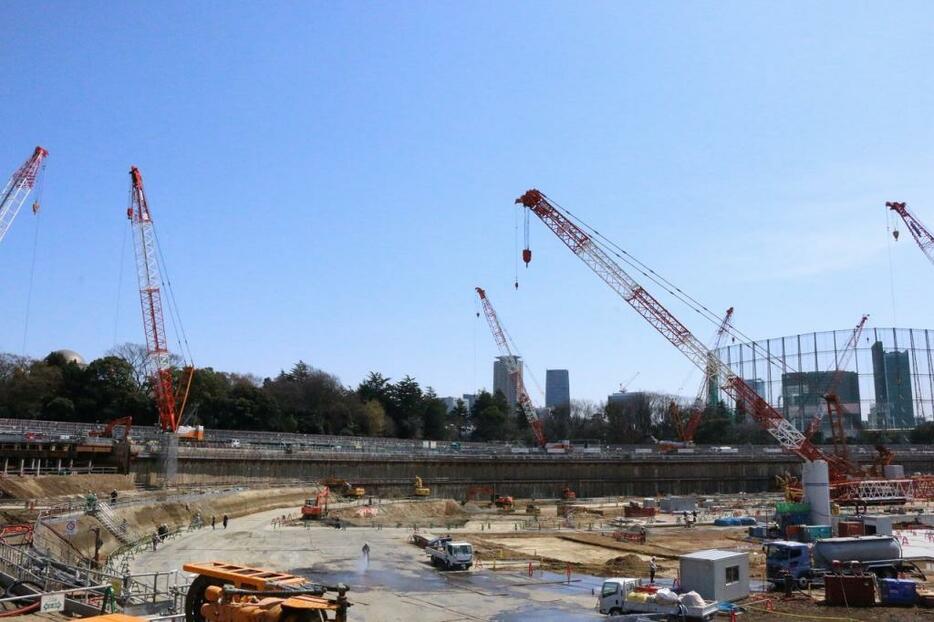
<box><xmin>333</xmin><ymin>499</ymin><xmax>468</xmax><ymax>525</ymax></box>
<box><xmin>604</xmin><ymin>554</ymin><xmax>647</xmax><ymax>575</ymax></box>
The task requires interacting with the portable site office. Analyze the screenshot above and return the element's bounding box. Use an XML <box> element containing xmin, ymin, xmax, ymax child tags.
<box><xmin>679</xmin><ymin>549</ymin><xmax>749</xmax><ymax>602</ymax></box>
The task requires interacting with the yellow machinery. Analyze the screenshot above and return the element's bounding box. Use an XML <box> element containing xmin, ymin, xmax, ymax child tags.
<box><xmin>323</xmin><ymin>478</ymin><xmax>365</xmax><ymax>499</ymax></box>
<box><xmin>413</xmin><ymin>476</ymin><xmax>430</xmax><ymax>497</ymax></box>
<box><xmin>182</xmin><ymin>561</ymin><xmax>350</xmax><ymax>622</ymax></box>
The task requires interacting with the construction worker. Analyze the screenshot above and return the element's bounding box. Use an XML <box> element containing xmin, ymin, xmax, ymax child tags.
<box><xmin>222</xmin><ymin>514</ymin><xmax>229</xmax><ymax>529</ymax></box>
<box><xmin>110</xmin><ymin>489</ymin><xmax>118</xmax><ymax>506</ymax></box>
<box><xmin>211</xmin><ymin>515</ymin><xmax>216</xmax><ymax>530</ymax></box>
<box><xmin>362</xmin><ymin>542</ymin><xmax>370</xmax><ymax>565</ymax></box>
<box><xmin>649</xmin><ymin>557</ymin><xmax>657</xmax><ymax>584</ymax></box>
<box><xmin>639</xmin><ymin>526</ymin><xmax>647</xmax><ymax>544</ymax></box>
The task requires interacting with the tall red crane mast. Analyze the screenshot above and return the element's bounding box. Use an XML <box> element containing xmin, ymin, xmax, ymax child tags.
<box><xmin>804</xmin><ymin>314</ymin><xmax>868</xmax><ymax>450</ymax></box>
<box><xmin>127</xmin><ymin>167</ymin><xmax>190</xmax><ymax>432</ymax></box>
<box><xmin>0</xmin><ymin>147</ymin><xmax>47</xmax><ymax>246</ymax></box>
<box><xmin>515</xmin><ymin>189</ymin><xmax>863</xmax><ymax>480</ymax></box>
<box><xmin>888</xmin><ymin>202</ymin><xmax>934</xmax><ymax>266</ymax></box>
<box><xmin>475</xmin><ymin>287</ymin><xmax>546</xmax><ymax>447</ymax></box>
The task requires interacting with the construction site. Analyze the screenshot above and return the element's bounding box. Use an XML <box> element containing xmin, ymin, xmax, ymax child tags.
<box><xmin>3</xmin><ymin>6</ymin><xmax>934</xmax><ymax>621</ymax></box>
<box><xmin>2</xmin><ymin>145</ymin><xmax>934</xmax><ymax>621</ymax></box>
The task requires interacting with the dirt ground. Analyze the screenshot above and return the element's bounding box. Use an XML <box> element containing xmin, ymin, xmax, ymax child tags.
<box><xmin>36</xmin><ymin>486</ymin><xmax>317</xmax><ymax>561</ymax></box>
<box><xmin>0</xmin><ymin>474</ymin><xmax>135</xmax><ymax>500</ymax></box>
<box><xmin>330</xmin><ymin>499</ymin><xmax>470</xmax><ymax>526</ymax></box>
<box><xmin>466</xmin><ymin>525</ymin><xmax>767</xmax><ymax>577</ymax></box>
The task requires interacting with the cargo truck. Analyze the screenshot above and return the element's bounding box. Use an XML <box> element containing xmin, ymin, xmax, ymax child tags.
<box><xmin>765</xmin><ymin>536</ymin><xmax>926</xmax><ymax>585</ymax></box>
<box><xmin>425</xmin><ymin>536</ymin><xmax>473</xmax><ymax>570</ymax></box>
<box><xmin>597</xmin><ymin>578</ymin><xmax>719</xmax><ymax>619</ymax></box>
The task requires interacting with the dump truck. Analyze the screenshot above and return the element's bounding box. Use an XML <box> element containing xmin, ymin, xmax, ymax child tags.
<box><xmin>765</xmin><ymin>536</ymin><xmax>926</xmax><ymax>585</ymax></box>
<box><xmin>182</xmin><ymin>561</ymin><xmax>350</xmax><ymax>622</ymax></box>
<box><xmin>425</xmin><ymin>536</ymin><xmax>474</xmax><ymax>570</ymax></box>
<box><xmin>598</xmin><ymin>578</ymin><xmax>718</xmax><ymax>619</ymax></box>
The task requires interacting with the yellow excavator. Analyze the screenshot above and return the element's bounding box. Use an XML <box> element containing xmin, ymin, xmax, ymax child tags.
<box><xmin>413</xmin><ymin>476</ymin><xmax>430</xmax><ymax>497</ymax></box>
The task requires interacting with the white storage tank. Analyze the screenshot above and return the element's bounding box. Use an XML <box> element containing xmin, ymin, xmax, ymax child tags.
<box><xmin>679</xmin><ymin>549</ymin><xmax>749</xmax><ymax>602</ymax></box>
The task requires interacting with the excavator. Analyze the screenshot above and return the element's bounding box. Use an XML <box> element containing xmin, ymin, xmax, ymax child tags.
<box><xmin>301</xmin><ymin>488</ymin><xmax>330</xmax><ymax>520</ymax></box>
<box><xmin>322</xmin><ymin>478</ymin><xmax>365</xmax><ymax>499</ymax></box>
<box><xmin>413</xmin><ymin>476</ymin><xmax>430</xmax><ymax>497</ymax></box>
<box><xmin>88</xmin><ymin>416</ymin><xmax>133</xmax><ymax>440</ymax></box>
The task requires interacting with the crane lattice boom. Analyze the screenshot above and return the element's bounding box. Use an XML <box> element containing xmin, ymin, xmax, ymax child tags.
<box><xmin>0</xmin><ymin>147</ymin><xmax>47</xmax><ymax>246</ymax></box>
<box><xmin>128</xmin><ymin>167</ymin><xmax>181</xmax><ymax>432</ymax></box>
<box><xmin>475</xmin><ymin>287</ymin><xmax>546</xmax><ymax>447</ymax></box>
<box><xmin>804</xmin><ymin>314</ymin><xmax>868</xmax><ymax>440</ymax></box>
<box><xmin>888</xmin><ymin>202</ymin><xmax>934</xmax><ymax>266</ymax></box>
<box><xmin>516</xmin><ymin>189</ymin><xmax>862</xmax><ymax>479</ymax></box>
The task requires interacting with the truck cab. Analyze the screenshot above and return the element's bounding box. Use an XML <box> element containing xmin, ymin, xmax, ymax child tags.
<box><xmin>598</xmin><ymin>578</ymin><xmax>638</xmax><ymax>615</ymax></box>
<box><xmin>765</xmin><ymin>541</ymin><xmax>811</xmax><ymax>582</ymax></box>
<box><xmin>427</xmin><ymin>537</ymin><xmax>474</xmax><ymax>570</ymax></box>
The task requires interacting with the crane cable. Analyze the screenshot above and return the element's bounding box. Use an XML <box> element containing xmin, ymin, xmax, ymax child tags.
<box><xmin>539</xmin><ymin>195</ymin><xmax>798</xmax><ymax>376</ymax></box>
<box><xmin>113</xmin><ymin>221</ymin><xmax>130</xmax><ymax>346</ymax></box>
<box><xmin>20</xmin><ymin>161</ymin><xmax>47</xmax><ymax>356</ymax></box>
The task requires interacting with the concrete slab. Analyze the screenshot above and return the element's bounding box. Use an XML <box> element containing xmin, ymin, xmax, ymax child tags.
<box><xmin>131</xmin><ymin>507</ymin><xmax>601</xmax><ymax>621</ymax></box>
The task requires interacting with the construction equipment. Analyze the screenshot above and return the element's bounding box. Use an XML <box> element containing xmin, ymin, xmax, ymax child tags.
<box><xmin>177</xmin><ymin>425</ymin><xmax>206</xmax><ymax>441</ymax></box>
<box><xmin>127</xmin><ymin>166</ymin><xmax>194</xmax><ymax>432</ymax></box>
<box><xmin>888</xmin><ymin>201</ymin><xmax>934</xmax><ymax>266</ymax></box>
<box><xmin>301</xmin><ymin>487</ymin><xmax>330</xmax><ymax>520</ymax></box>
<box><xmin>803</xmin><ymin>315</ymin><xmax>869</xmax><ymax>462</ymax></box>
<box><xmin>0</xmin><ymin>146</ymin><xmax>47</xmax><ymax>247</ymax></box>
<box><xmin>182</xmin><ymin>561</ymin><xmax>350</xmax><ymax>622</ymax></box>
<box><xmin>494</xmin><ymin>495</ymin><xmax>514</xmax><ymax>511</ymax></box>
<box><xmin>475</xmin><ymin>287</ymin><xmax>546</xmax><ymax>447</ymax></box>
<box><xmin>425</xmin><ymin>536</ymin><xmax>474</xmax><ymax>571</ymax></box>
<box><xmin>665</xmin><ymin>307</ymin><xmax>734</xmax><ymax>448</ymax></box>
<box><xmin>322</xmin><ymin>478</ymin><xmax>365</xmax><ymax>499</ymax></box>
<box><xmin>89</xmin><ymin>416</ymin><xmax>133</xmax><ymax>440</ymax></box>
<box><xmin>516</xmin><ymin>189</ymin><xmax>934</xmax><ymax>503</ymax></box>
<box><xmin>561</xmin><ymin>486</ymin><xmax>577</xmax><ymax>501</ymax></box>
<box><xmin>413</xmin><ymin>476</ymin><xmax>430</xmax><ymax>497</ymax></box>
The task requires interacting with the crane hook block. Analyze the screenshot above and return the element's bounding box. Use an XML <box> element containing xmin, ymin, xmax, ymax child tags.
<box><xmin>893</xmin><ymin>229</ymin><xmax>900</xmax><ymax>241</ymax></box>
<box><xmin>522</xmin><ymin>248</ymin><xmax>532</xmax><ymax>266</ymax></box>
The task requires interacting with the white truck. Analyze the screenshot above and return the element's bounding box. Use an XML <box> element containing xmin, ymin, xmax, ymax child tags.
<box><xmin>598</xmin><ymin>578</ymin><xmax>719</xmax><ymax>620</ymax></box>
<box><xmin>425</xmin><ymin>536</ymin><xmax>473</xmax><ymax>570</ymax></box>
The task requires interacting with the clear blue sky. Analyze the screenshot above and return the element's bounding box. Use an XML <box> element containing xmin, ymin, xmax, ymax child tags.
<box><xmin>1</xmin><ymin>2</ymin><xmax>933</xmax><ymax>403</ymax></box>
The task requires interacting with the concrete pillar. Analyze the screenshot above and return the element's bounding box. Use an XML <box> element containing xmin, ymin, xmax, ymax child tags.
<box><xmin>57</xmin><ymin>458</ymin><xmax>61</xmax><ymax>474</ymax></box>
<box><xmin>19</xmin><ymin>458</ymin><xmax>24</xmax><ymax>476</ymax></box>
<box><xmin>803</xmin><ymin>460</ymin><xmax>831</xmax><ymax>526</ymax></box>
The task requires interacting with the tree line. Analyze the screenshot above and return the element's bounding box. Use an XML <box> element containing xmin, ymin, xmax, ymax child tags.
<box><xmin>1</xmin><ymin>346</ymin><xmax>930</xmax><ymax>444</ymax></box>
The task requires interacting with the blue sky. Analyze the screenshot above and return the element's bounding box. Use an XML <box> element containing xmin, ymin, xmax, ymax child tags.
<box><xmin>1</xmin><ymin>2</ymin><xmax>933</xmax><ymax>403</ymax></box>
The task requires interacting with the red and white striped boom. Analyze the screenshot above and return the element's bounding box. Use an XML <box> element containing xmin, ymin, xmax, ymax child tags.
<box><xmin>888</xmin><ymin>202</ymin><xmax>934</xmax><ymax>266</ymax></box>
<box><xmin>475</xmin><ymin>287</ymin><xmax>546</xmax><ymax>447</ymax></box>
<box><xmin>0</xmin><ymin>147</ymin><xmax>47</xmax><ymax>245</ymax></box>
<box><xmin>128</xmin><ymin>167</ymin><xmax>181</xmax><ymax>432</ymax></box>
<box><xmin>516</xmin><ymin>189</ymin><xmax>863</xmax><ymax>479</ymax></box>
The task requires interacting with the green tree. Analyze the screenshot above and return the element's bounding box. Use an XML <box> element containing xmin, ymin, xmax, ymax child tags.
<box><xmin>421</xmin><ymin>388</ymin><xmax>448</xmax><ymax>440</ymax></box>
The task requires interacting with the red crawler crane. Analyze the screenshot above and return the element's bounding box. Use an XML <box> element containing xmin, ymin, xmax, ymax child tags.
<box><xmin>514</xmin><ymin>189</ymin><xmax>864</xmax><ymax>476</ymax></box>
<box><xmin>0</xmin><ymin>147</ymin><xmax>47</xmax><ymax>246</ymax></box>
<box><xmin>668</xmin><ymin>307</ymin><xmax>734</xmax><ymax>445</ymax></box>
<box><xmin>888</xmin><ymin>201</ymin><xmax>934</xmax><ymax>266</ymax></box>
<box><xmin>803</xmin><ymin>314</ymin><xmax>869</xmax><ymax>463</ymax></box>
<box><xmin>475</xmin><ymin>287</ymin><xmax>546</xmax><ymax>447</ymax></box>
<box><xmin>127</xmin><ymin>167</ymin><xmax>192</xmax><ymax>432</ymax></box>
<box><xmin>516</xmin><ymin>189</ymin><xmax>934</xmax><ymax>504</ymax></box>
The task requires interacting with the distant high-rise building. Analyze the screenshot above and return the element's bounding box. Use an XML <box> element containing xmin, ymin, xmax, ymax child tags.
<box><xmin>871</xmin><ymin>341</ymin><xmax>914</xmax><ymax>429</ymax></box>
<box><xmin>441</xmin><ymin>394</ymin><xmax>478</xmax><ymax>413</ymax></box>
<box><xmin>780</xmin><ymin>371</ymin><xmax>861</xmax><ymax>436</ymax></box>
<box><xmin>493</xmin><ymin>356</ymin><xmax>522</xmax><ymax>406</ymax></box>
<box><xmin>545</xmin><ymin>369</ymin><xmax>570</xmax><ymax>410</ymax></box>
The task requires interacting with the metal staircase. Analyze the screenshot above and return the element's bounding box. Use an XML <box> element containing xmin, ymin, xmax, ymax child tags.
<box><xmin>91</xmin><ymin>501</ymin><xmax>138</xmax><ymax>544</ymax></box>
